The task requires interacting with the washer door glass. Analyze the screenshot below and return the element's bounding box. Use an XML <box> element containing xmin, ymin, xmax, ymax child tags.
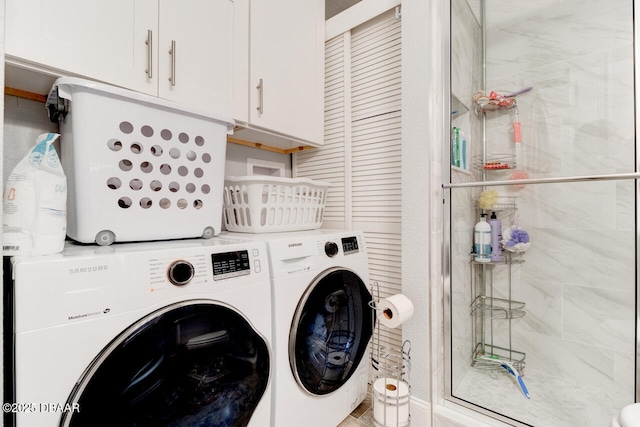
<box><xmin>62</xmin><ymin>302</ymin><xmax>270</xmax><ymax>427</ymax></box>
<box><xmin>290</xmin><ymin>268</ymin><xmax>373</xmax><ymax>395</ymax></box>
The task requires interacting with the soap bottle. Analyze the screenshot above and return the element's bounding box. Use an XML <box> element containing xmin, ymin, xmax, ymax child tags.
<box><xmin>474</xmin><ymin>213</ymin><xmax>491</xmax><ymax>263</ymax></box>
<box><xmin>460</xmin><ymin>130</ymin><xmax>467</xmax><ymax>170</ymax></box>
<box><xmin>488</xmin><ymin>211</ymin><xmax>502</xmax><ymax>261</ymax></box>
<box><xmin>451</xmin><ymin>127</ymin><xmax>460</xmax><ymax>167</ymax></box>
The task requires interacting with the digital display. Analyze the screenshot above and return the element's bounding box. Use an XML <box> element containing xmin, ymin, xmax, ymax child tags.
<box><xmin>211</xmin><ymin>250</ymin><xmax>250</xmax><ymax>280</ymax></box>
<box><xmin>341</xmin><ymin>236</ymin><xmax>359</xmax><ymax>254</ymax></box>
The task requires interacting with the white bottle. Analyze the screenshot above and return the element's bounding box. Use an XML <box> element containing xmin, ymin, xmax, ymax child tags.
<box><xmin>474</xmin><ymin>213</ymin><xmax>491</xmax><ymax>263</ymax></box>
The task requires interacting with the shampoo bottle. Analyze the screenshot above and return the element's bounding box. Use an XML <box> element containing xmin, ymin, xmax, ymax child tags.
<box><xmin>474</xmin><ymin>213</ymin><xmax>491</xmax><ymax>263</ymax></box>
<box><xmin>488</xmin><ymin>211</ymin><xmax>502</xmax><ymax>261</ymax></box>
<box><xmin>460</xmin><ymin>130</ymin><xmax>467</xmax><ymax>170</ymax></box>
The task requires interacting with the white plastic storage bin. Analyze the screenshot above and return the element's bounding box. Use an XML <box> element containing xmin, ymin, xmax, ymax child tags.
<box><xmin>223</xmin><ymin>176</ymin><xmax>330</xmax><ymax>233</ymax></box>
<box><xmin>46</xmin><ymin>77</ymin><xmax>234</xmax><ymax>245</ymax></box>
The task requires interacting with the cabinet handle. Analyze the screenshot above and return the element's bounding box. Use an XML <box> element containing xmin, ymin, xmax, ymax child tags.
<box><xmin>256</xmin><ymin>78</ymin><xmax>264</xmax><ymax>114</ymax></box>
<box><xmin>145</xmin><ymin>30</ymin><xmax>153</xmax><ymax>79</ymax></box>
<box><xmin>168</xmin><ymin>40</ymin><xmax>176</xmax><ymax>86</ymax></box>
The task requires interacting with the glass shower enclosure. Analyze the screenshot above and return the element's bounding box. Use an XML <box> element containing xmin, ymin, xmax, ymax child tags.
<box><xmin>444</xmin><ymin>1</ymin><xmax>639</xmax><ymax>426</ymax></box>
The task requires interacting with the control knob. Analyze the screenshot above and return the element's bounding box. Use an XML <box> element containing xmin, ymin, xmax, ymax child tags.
<box><xmin>324</xmin><ymin>241</ymin><xmax>339</xmax><ymax>257</ymax></box>
<box><xmin>168</xmin><ymin>260</ymin><xmax>195</xmax><ymax>286</ymax></box>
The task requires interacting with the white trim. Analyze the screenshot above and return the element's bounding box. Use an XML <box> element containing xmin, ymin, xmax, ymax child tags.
<box><xmin>434</xmin><ymin>404</ymin><xmax>514</xmax><ymax>427</ymax></box>
<box><xmin>325</xmin><ymin>0</ymin><xmax>401</xmax><ymax>41</ymax></box>
<box><xmin>409</xmin><ymin>397</ymin><xmax>432</xmax><ymax>427</ymax></box>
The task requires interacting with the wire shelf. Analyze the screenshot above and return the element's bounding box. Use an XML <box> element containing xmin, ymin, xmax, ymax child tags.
<box><xmin>475</xmin><ymin>195</ymin><xmax>517</xmax><ymax>212</ymax></box>
<box><xmin>473</xmin><ymin>154</ymin><xmax>516</xmax><ymax>172</ymax></box>
<box><xmin>470</xmin><ymin>296</ymin><xmax>526</xmax><ymax>319</ymax></box>
<box><xmin>472</xmin><ymin>343</ymin><xmax>526</xmax><ymax>376</ymax></box>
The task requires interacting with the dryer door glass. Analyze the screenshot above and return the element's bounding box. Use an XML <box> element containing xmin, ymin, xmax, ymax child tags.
<box><xmin>290</xmin><ymin>268</ymin><xmax>373</xmax><ymax>395</ymax></box>
<box><xmin>62</xmin><ymin>302</ymin><xmax>270</xmax><ymax>427</ymax></box>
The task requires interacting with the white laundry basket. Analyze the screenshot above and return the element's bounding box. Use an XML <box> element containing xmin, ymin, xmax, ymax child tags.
<box><xmin>223</xmin><ymin>176</ymin><xmax>330</xmax><ymax>233</ymax></box>
<box><xmin>47</xmin><ymin>77</ymin><xmax>234</xmax><ymax>245</ymax></box>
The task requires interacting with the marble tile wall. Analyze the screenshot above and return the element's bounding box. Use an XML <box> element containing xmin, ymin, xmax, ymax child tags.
<box><xmin>449</xmin><ymin>0</ymin><xmax>482</xmax><ymax>394</ymax></box>
<box><xmin>448</xmin><ymin>0</ymin><xmax>636</xmax><ymax>425</ymax></box>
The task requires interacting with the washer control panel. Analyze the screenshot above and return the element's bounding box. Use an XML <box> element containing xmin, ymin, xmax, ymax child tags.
<box><xmin>167</xmin><ymin>260</ymin><xmax>195</xmax><ymax>286</ymax></box>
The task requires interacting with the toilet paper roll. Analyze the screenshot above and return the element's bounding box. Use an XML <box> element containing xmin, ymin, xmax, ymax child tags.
<box><xmin>378</xmin><ymin>294</ymin><xmax>414</xmax><ymax>329</ymax></box>
<box><xmin>372</xmin><ymin>377</ymin><xmax>410</xmax><ymax>427</ymax></box>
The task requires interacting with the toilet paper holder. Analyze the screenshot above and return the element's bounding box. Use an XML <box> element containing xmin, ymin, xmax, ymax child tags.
<box><xmin>369</xmin><ymin>282</ymin><xmax>412</xmax><ymax>427</ymax></box>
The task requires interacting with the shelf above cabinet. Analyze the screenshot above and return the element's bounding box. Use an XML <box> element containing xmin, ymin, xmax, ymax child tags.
<box><xmin>231</xmin><ymin>124</ymin><xmax>321</xmax><ymax>152</ymax></box>
<box><xmin>5</xmin><ymin>62</ymin><xmax>59</xmax><ymax>99</ymax></box>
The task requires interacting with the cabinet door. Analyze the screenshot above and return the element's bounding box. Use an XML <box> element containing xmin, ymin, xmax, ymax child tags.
<box><xmin>249</xmin><ymin>0</ymin><xmax>324</xmax><ymax>145</ymax></box>
<box><xmin>5</xmin><ymin>0</ymin><xmax>157</xmax><ymax>95</ymax></box>
<box><xmin>158</xmin><ymin>0</ymin><xmax>235</xmax><ymax>118</ymax></box>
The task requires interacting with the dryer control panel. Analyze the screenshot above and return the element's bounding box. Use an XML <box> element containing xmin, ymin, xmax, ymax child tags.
<box><xmin>211</xmin><ymin>250</ymin><xmax>251</xmax><ymax>280</ymax></box>
<box><xmin>341</xmin><ymin>236</ymin><xmax>360</xmax><ymax>254</ymax></box>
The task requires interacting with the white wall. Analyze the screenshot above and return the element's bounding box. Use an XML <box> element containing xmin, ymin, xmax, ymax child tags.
<box><xmin>225</xmin><ymin>142</ymin><xmax>290</xmax><ymax>177</ymax></box>
<box><xmin>401</xmin><ymin>0</ymin><xmax>444</xmax><ymax>424</ymax></box>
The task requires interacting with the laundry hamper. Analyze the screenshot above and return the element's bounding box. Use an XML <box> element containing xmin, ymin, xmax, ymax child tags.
<box><xmin>223</xmin><ymin>176</ymin><xmax>330</xmax><ymax>233</ymax></box>
<box><xmin>46</xmin><ymin>77</ymin><xmax>234</xmax><ymax>245</ymax></box>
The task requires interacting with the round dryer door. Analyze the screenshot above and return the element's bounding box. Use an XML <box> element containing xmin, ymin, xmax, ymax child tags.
<box><xmin>61</xmin><ymin>301</ymin><xmax>270</xmax><ymax>427</ymax></box>
<box><xmin>290</xmin><ymin>267</ymin><xmax>373</xmax><ymax>395</ymax></box>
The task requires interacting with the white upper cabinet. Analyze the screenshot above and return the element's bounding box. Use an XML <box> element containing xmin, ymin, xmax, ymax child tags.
<box><xmin>233</xmin><ymin>0</ymin><xmax>325</xmax><ymax>148</ymax></box>
<box><xmin>5</xmin><ymin>0</ymin><xmax>158</xmax><ymax>95</ymax></box>
<box><xmin>157</xmin><ymin>0</ymin><xmax>235</xmax><ymax>117</ymax></box>
<box><xmin>5</xmin><ymin>0</ymin><xmax>158</xmax><ymax>94</ymax></box>
<box><xmin>6</xmin><ymin>0</ymin><xmax>324</xmax><ymax>148</ymax></box>
<box><xmin>5</xmin><ymin>0</ymin><xmax>235</xmax><ymax>118</ymax></box>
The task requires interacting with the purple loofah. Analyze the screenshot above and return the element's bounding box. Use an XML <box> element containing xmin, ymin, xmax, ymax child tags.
<box><xmin>512</xmin><ymin>229</ymin><xmax>530</xmax><ymax>243</ymax></box>
<box><xmin>506</xmin><ymin>229</ymin><xmax>529</xmax><ymax>247</ymax></box>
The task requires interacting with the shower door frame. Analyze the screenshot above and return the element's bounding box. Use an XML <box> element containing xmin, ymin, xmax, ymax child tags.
<box><xmin>442</xmin><ymin>0</ymin><xmax>640</xmax><ymax>425</ymax></box>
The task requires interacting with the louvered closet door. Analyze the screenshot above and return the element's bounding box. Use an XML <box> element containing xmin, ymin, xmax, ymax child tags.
<box><xmin>295</xmin><ymin>9</ymin><xmax>402</xmax><ymax>352</ymax></box>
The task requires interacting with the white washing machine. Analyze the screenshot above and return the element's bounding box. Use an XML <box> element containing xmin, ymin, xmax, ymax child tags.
<box><xmin>5</xmin><ymin>237</ymin><xmax>272</xmax><ymax>427</ymax></box>
<box><xmin>229</xmin><ymin>230</ymin><xmax>374</xmax><ymax>427</ymax></box>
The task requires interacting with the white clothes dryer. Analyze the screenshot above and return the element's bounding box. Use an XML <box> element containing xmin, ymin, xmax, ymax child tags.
<box><xmin>229</xmin><ymin>230</ymin><xmax>374</xmax><ymax>427</ymax></box>
<box><xmin>5</xmin><ymin>237</ymin><xmax>272</xmax><ymax>427</ymax></box>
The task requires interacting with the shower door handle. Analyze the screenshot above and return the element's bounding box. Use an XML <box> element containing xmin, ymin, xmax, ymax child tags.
<box><xmin>443</xmin><ymin>172</ymin><xmax>640</xmax><ymax>189</ymax></box>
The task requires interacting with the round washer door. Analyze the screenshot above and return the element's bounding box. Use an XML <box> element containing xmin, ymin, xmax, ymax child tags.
<box><xmin>61</xmin><ymin>301</ymin><xmax>270</xmax><ymax>427</ymax></box>
<box><xmin>289</xmin><ymin>267</ymin><xmax>373</xmax><ymax>395</ymax></box>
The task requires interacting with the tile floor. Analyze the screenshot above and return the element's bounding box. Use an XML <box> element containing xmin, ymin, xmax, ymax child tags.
<box><xmin>337</xmin><ymin>388</ymin><xmax>374</xmax><ymax>427</ymax></box>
